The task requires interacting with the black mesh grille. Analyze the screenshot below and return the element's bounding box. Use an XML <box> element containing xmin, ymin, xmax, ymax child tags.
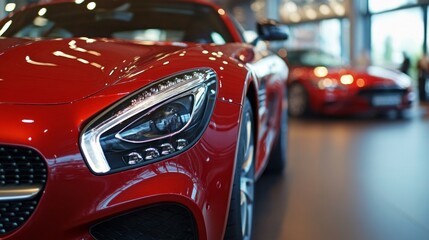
<box><xmin>0</xmin><ymin>145</ymin><xmax>48</xmax><ymax>234</ymax></box>
<box><xmin>90</xmin><ymin>204</ymin><xmax>198</xmax><ymax>240</ymax></box>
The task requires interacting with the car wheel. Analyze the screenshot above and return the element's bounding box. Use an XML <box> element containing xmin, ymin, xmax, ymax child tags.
<box><xmin>224</xmin><ymin>98</ymin><xmax>255</xmax><ymax>240</ymax></box>
<box><xmin>288</xmin><ymin>83</ymin><xmax>309</xmax><ymax>117</ymax></box>
<box><xmin>266</xmin><ymin>90</ymin><xmax>288</xmax><ymax>174</ymax></box>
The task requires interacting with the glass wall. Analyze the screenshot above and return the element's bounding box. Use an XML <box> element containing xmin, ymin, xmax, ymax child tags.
<box><xmin>371</xmin><ymin>7</ymin><xmax>424</xmax><ymax>71</ymax></box>
<box><xmin>427</xmin><ymin>6</ymin><xmax>429</xmax><ymax>53</ymax></box>
<box><xmin>286</xmin><ymin>18</ymin><xmax>349</xmax><ymax>60</ymax></box>
<box><xmin>279</xmin><ymin>0</ymin><xmax>347</xmax><ymax>23</ymax></box>
<box><xmin>277</xmin><ymin>0</ymin><xmax>349</xmax><ymax>62</ymax></box>
<box><xmin>369</xmin><ymin>0</ymin><xmax>417</xmax><ymax>13</ymax></box>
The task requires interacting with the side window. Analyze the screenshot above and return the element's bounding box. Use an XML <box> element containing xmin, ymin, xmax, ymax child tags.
<box><xmin>113</xmin><ymin>29</ymin><xmax>185</xmax><ymax>41</ymax></box>
<box><xmin>211</xmin><ymin>32</ymin><xmax>226</xmax><ymax>44</ymax></box>
<box><xmin>14</xmin><ymin>17</ymin><xmax>72</xmax><ymax>38</ymax></box>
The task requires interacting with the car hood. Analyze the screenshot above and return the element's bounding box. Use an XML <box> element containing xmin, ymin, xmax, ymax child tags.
<box><xmin>364</xmin><ymin>66</ymin><xmax>411</xmax><ymax>88</ymax></box>
<box><xmin>0</xmin><ymin>38</ymin><xmax>187</xmax><ymax>104</ymax></box>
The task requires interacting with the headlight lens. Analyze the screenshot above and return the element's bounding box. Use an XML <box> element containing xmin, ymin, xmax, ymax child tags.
<box><xmin>115</xmin><ymin>95</ymin><xmax>193</xmax><ymax>143</ymax></box>
<box><xmin>311</xmin><ymin>78</ymin><xmax>341</xmax><ymax>90</ymax></box>
<box><xmin>80</xmin><ymin>69</ymin><xmax>217</xmax><ymax>174</ymax></box>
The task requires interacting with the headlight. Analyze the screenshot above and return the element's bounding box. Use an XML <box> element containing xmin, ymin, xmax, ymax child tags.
<box><xmin>311</xmin><ymin>78</ymin><xmax>341</xmax><ymax>90</ymax></box>
<box><xmin>80</xmin><ymin>68</ymin><xmax>217</xmax><ymax>174</ymax></box>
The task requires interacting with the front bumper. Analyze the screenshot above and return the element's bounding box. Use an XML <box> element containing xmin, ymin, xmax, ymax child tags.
<box><xmin>309</xmin><ymin>87</ymin><xmax>414</xmax><ymax>115</ymax></box>
<box><xmin>0</xmin><ymin>99</ymin><xmax>241</xmax><ymax>240</ymax></box>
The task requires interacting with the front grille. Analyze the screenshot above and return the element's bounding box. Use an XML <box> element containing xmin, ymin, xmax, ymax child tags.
<box><xmin>0</xmin><ymin>145</ymin><xmax>48</xmax><ymax>234</ymax></box>
<box><xmin>358</xmin><ymin>87</ymin><xmax>407</xmax><ymax>96</ymax></box>
<box><xmin>90</xmin><ymin>204</ymin><xmax>198</xmax><ymax>240</ymax></box>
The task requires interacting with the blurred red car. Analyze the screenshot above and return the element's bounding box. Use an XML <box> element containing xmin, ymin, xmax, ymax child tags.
<box><xmin>286</xmin><ymin>49</ymin><xmax>414</xmax><ymax>117</ymax></box>
<box><xmin>0</xmin><ymin>1</ymin><xmax>289</xmax><ymax>239</ymax></box>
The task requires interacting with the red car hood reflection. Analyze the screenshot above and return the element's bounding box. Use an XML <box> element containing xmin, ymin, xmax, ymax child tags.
<box><xmin>0</xmin><ymin>38</ymin><xmax>187</xmax><ymax>104</ymax></box>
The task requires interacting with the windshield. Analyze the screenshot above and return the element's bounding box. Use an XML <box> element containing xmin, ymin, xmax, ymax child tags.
<box><xmin>287</xmin><ymin>49</ymin><xmax>343</xmax><ymax>67</ymax></box>
<box><xmin>0</xmin><ymin>1</ymin><xmax>233</xmax><ymax>44</ymax></box>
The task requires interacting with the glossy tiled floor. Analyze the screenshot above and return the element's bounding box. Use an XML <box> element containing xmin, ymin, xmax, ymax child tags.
<box><xmin>253</xmin><ymin>104</ymin><xmax>429</xmax><ymax>240</ymax></box>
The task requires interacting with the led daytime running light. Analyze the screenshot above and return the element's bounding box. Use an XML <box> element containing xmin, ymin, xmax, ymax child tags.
<box><xmin>116</xmin><ymin>71</ymin><xmax>207</xmax><ymax>117</ymax></box>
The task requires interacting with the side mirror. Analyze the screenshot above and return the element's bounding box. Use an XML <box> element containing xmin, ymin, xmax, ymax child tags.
<box><xmin>257</xmin><ymin>19</ymin><xmax>289</xmax><ymax>41</ymax></box>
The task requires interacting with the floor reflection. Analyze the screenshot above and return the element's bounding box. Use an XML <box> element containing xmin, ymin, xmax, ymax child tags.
<box><xmin>253</xmin><ymin>104</ymin><xmax>429</xmax><ymax>240</ymax></box>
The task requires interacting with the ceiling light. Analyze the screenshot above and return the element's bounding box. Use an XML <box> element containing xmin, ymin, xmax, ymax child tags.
<box><xmin>331</xmin><ymin>2</ymin><xmax>346</xmax><ymax>16</ymax></box>
<box><xmin>283</xmin><ymin>2</ymin><xmax>298</xmax><ymax>13</ymax></box>
<box><xmin>290</xmin><ymin>13</ymin><xmax>301</xmax><ymax>23</ymax></box>
<box><xmin>319</xmin><ymin>4</ymin><xmax>331</xmax><ymax>15</ymax></box>
<box><xmin>305</xmin><ymin>7</ymin><xmax>318</xmax><ymax>19</ymax></box>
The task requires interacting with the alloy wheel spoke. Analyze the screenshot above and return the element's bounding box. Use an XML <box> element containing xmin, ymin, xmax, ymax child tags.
<box><xmin>240</xmin><ymin>191</ymin><xmax>247</xmax><ymax>236</ymax></box>
<box><xmin>240</xmin><ymin>184</ymin><xmax>253</xmax><ymax>238</ymax></box>
<box><xmin>240</xmin><ymin>176</ymin><xmax>254</xmax><ymax>203</ymax></box>
<box><xmin>239</xmin><ymin>105</ymin><xmax>255</xmax><ymax>240</ymax></box>
<box><xmin>241</xmin><ymin>113</ymin><xmax>254</xmax><ymax>173</ymax></box>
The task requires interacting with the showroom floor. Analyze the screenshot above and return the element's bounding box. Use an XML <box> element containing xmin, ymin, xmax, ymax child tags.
<box><xmin>253</xmin><ymin>103</ymin><xmax>429</xmax><ymax>240</ymax></box>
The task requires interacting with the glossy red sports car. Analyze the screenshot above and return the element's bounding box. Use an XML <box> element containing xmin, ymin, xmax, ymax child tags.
<box><xmin>0</xmin><ymin>0</ymin><xmax>289</xmax><ymax>239</ymax></box>
<box><xmin>285</xmin><ymin>49</ymin><xmax>414</xmax><ymax>117</ymax></box>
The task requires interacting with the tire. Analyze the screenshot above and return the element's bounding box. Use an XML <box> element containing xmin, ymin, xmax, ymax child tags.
<box><xmin>288</xmin><ymin>83</ymin><xmax>309</xmax><ymax>117</ymax></box>
<box><xmin>224</xmin><ymin>98</ymin><xmax>255</xmax><ymax>240</ymax></box>
<box><xmin>266</xmin><ymin>91</ymin><xmax>288</xmax><ymax>174</ymax></box>
<box><xmin>396</xmin><ymin>111</ymin><xmax>404</xmax><ymax>119</ymax></box>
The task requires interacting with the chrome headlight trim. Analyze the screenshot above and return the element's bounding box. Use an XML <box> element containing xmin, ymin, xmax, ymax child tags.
<box><xmin>80</xmin><ymin>68</ymin><xmax>217</xmax><ymax>174</ymax></box>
